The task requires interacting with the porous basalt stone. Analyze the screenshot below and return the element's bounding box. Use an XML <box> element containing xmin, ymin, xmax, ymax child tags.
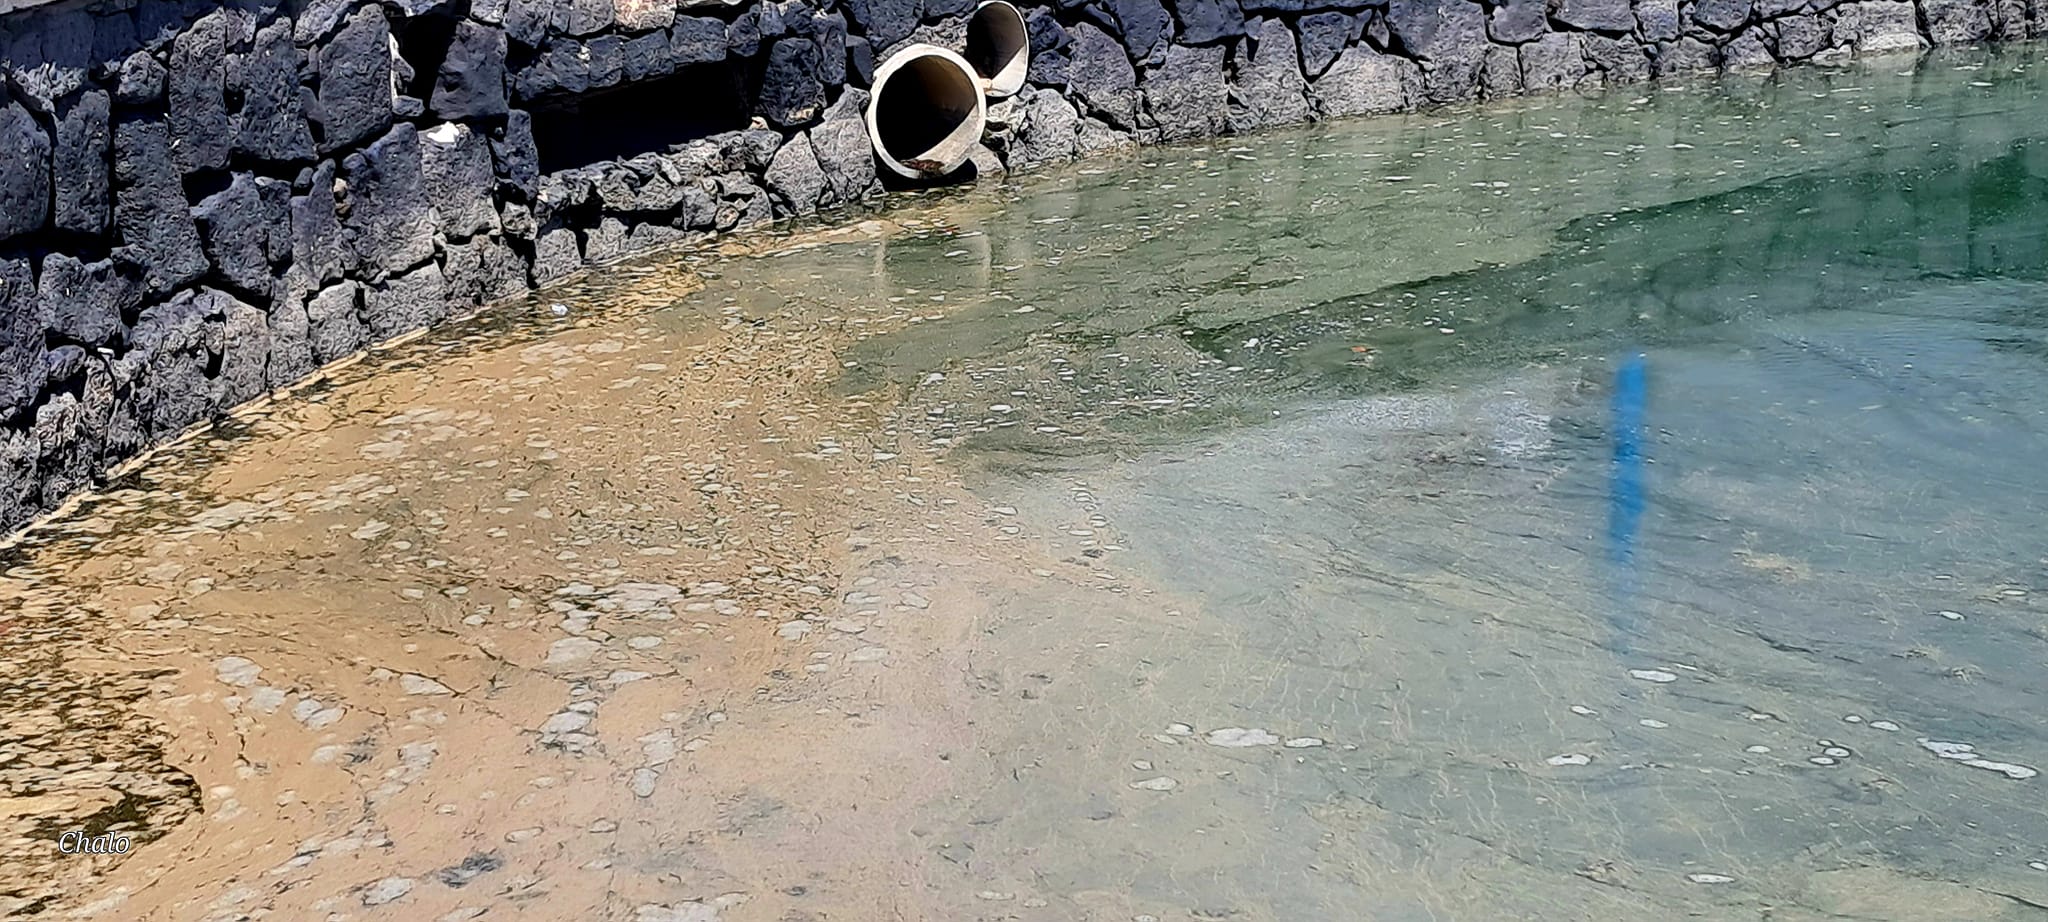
<box><xmin>236</xmin><ymin>20</ymin><xmax>317</xmax><ymax>163</ymax></box>
<box><xmin>54</xmin><ymin>90</ymin><xmax>111</xmax><ymax>235</ymax></box>
<box><xmin>193</xmin><ymin>173</ymin><xmax>292</xmax><ymax>298</ymax></box>
<box><xmin>759</xmin><ymin>37</ymin><xmax>825</xmax><ymax>127</ymax></box>
<box><xmin>434</xmin><ymin>21</ymin><xmax>511</xmax><ymax>120</ymax></box>
<box><xmin>342</xmin><ymin>124</ymin><xmax>438</xmax><ymax>280</ymax></box>
<box><xmin>1232</xmin><ymin>17</ymin><xmax>1312</xmax><ymax>130</ymax></box>
<box><xmin>1069</xmin><ymin>22</ymin><xmax>1141</xmax><ymax>128</ymax></box>
<box><xmin>764</xmin><ymin>132</ymin><xmax>827</xmax><ymax>213</ymax></box>
<box><xmin>315</xmin><ymin>7</ymin><xmax>395</xmax><ymax>153</ymax></box>
<box><xmin>422</xmin><ymin>123</ymin><xmax>501</xmax><ymax>240</ymax></box>
<box><xmin>0</xmin><ymin>101</ymin><xmax>53</xmax><ymax>243</ymax></box>
<box><xmin>168</xmin><ymin>10</ymin><xmax>231</xmax><ymax>173</ymax></box>
<box><xmin>1295</xmin><ymin>11</ymin><xmax>1357</xmax><ymax>76</ymax></box>
<box><xmin>1312</xmin><ymin>44</ymin><xmax>1417</xmax><ymax>116</ymax></box>
<box><xmin>112</xmin><ymin>116</ymin><xmax>208</xmax><ymax>295</ymax></box>
<box><xmin>362</xmin><ymin>261</ymin><xmax>450</xmax><ymax>339</ymax></box>
<box><xmin>37</xmin><ymin>254</ymin><xmax>140</xmax><ymax>348</ymax></box>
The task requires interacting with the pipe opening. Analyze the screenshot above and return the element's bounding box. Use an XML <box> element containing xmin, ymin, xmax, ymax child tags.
<box><xmin>965</xmin><ymin>1</ymin><xmax>1029</xmax><ymax>98</ymax></box>
<box><xmin>867</xmin><ymin>45</ymin><xmax>987</xmax><ymax>179</ymax></box>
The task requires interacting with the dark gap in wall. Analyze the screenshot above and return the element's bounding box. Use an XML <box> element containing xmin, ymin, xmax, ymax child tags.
<box><xmin>182</xmin><ymin>169</ymin><xmax>234</xmax><ymax>207</ymax></box>
<box><xmin>529</xmin><ymin>63</ymin><xmax>749</xmax><ymax>173</ymax></box>
<box><xmin>392</xmin><ymin>2</ymin><xmax>468</xmax><ymax>101</ymax></box>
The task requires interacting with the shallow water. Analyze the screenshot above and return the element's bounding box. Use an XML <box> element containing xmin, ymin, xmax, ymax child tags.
<box><xmin>8</xmin><ymin>46</ymin><xmax>2048</xmax><ymax>922</ymax></box>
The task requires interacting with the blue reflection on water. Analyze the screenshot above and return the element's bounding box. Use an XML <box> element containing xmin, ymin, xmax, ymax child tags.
<box><xmin>1606</xmin><ymin>352</ymin><xmax>1649</xmax><ymax>646</ymax></box>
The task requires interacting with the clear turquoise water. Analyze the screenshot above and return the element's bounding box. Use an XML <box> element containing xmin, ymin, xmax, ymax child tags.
<box><xmin>704</xmin><ymin>47</ymin><xmax>2048</xmax><ymax>919</ymax></box>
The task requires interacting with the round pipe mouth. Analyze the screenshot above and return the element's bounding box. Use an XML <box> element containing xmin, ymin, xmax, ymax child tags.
<box><xmin>866</xmin><ymin>44</ymin><xmax>988</xmax><ymax>179</ymax></box>
<box><xmin>965</xmin><ymin>1</ymin><xmax>1030</xmax><ymax>98</ymax></box>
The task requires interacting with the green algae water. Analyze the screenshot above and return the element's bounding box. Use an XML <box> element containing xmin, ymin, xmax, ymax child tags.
<box><xmin>706</xmin><ymin>49</ymin><xmax>2048</xmax><ymax>919</ymax></box>
<box><xmin>11</xmin><ymin>46</ymin><xmax>2048</xmax><ymax>922</ymax></box>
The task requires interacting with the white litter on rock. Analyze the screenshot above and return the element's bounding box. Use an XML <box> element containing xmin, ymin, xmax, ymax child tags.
<box><xmin>1628</xmin><ymin>669</ymin><xmax>1678</xmax><ymax>683</ymax></box>
<box><xmin>1686</xmin><ymin>873</ymin><xmax>1735</xmax><ymax>884</ymax></box>
<box><xmin>1545</xmin><ymin>753</ymin><xmax>1593</xmax><ymax>766</ymax></box>
<box><xmin>1129</xmin><ymin>776</ymin><xmax>1178</xmax><ymax>791</ymax></box>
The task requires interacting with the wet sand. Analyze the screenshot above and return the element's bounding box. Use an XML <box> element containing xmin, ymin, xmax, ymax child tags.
<box><xmin>0</xmin><ymin>226</ymin><xmax>1078</xmax><ymax>920</ymax></box>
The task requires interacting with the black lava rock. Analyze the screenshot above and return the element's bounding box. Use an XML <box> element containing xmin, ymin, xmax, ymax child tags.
<box><xmin>194</xmin><ymin>173</ymin><xmax>291</xmax><ymax>297</ymax></box>
<box><xmin>1174</xmin><ymin>0</ymin><xmax>1246</xmax><ymax>44</ymax></box>
<box><xmin>235</xmin><ymin>21</ymin><xmax>317</xmax><ymax>163</ymax></box>
<box><xmin>813</xmin><ymin>12</ymin><xmax>848</xmax><ymax>86</ymax></box>
<box><xmin>314</xmin><ymin>6</ymin><xmax>395</xmax><ymax>154</ymax></box>
<box><xmin>0</xmin><ymin>100</ymin><xmax>53</xmax><ymax>243</ymax></box>
<box><xmin>729</xmin><ymin>7</ymin><xmax>765</xmax><ymax>58</ymax></box>
<box><xmin>37</xmin><ymin>254</ymin><xmax>141</xmax><ymax>347</ymax></box>
<box><xmin>623</xmin><ymin>29</ymin><xmax>677</xmax><ymax>81</ymax></box>
<box><xmin>290</xmin><ymin>160</ymin><xmax>349</xmax><ymax>284</ymax></box>
<box><xmin>168</xmin><ymin>10</ymin><xmax>231</xmax><ymax>173</ymax></box>
<box><xmin>673</xmin><ymin>16</ymin><xmax>729</xmax><ymax>65</ymax></box>
<box><xmin>587</xmin><ymin>34</ymin><xmax>625</xmax><ymax>88</ymax></box>
<box><xmin>341</xmin><ymin>124</ymin><xmax>437</xmax><ymax>278</ymax></box>
<box><xmin>1107</xmin><ymin>0</ymin><xmax>1172</xmax><ymax>63</ymax></box>
<box><xmin>114</xmin><ymin>50</ymin><xmax>167</xmax><ymax>105</ymax></box>
<box><xmin>491</xmin><ymin>110</ymin><xmax>541</xmax><ymax>199</ymax></box>
<box><xmin>434</xmin><ymin>21</ymin><xmax>511</xmax><ymax>120</ymax></box>
<box><xmin>2</xmin><ymin>257</ymin><xmax>46</xmax><ymax>419</ymax></box>
<box><xmin>843</xmin><ymin>0</ymin><xmax>919</xmax><ymax>50</ymax></box>
<box><xmin>758</xmin><ymin>38</ymin><xmax>825</xmax><ymax>127</ymax></box>
<box><xmin>846</xmin><ymin>37</ymin><xmax>875</xmax><ymax>86</ymax></box>
<box><xmin>421</xmin><ymin>124</ymin><xmax>500</xmax><ymax>239</ymax></box>
<box><xmin>111</xmin><ymin>116</ymin><xmax>207</xmax><ymax>294</ymax></box>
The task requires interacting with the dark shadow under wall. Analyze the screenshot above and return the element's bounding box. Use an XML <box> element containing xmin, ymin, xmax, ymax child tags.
<box><xmin>528</xmin><ymin>62</ymin><xmax>750</xmax><ymax>173</ymax></box>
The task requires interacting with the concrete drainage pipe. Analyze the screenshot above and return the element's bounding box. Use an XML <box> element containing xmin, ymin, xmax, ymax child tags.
<box><xmin>866</xmin><ymin>44</ymin><xmax>988</xmax><ymax>180</ymax></box>
<box><xmin>965</xmin><ymin>1</ymin><xmax>1029</xmax><ymax>98</ymax></box>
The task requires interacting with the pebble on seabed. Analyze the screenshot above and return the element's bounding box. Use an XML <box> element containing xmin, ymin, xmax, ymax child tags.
<box><xmin>1204</xmin><ymin>728</ymin><xmax>1280</xmax><ymax>747</ymax></box>
<box><xmin>1130</xmin><ymin>777</ymin><xmax>1178</xmax><ymax>791</ymax></box>
<box><xmin>1919</xmin><ymin>739</ymin><xmax>2041</xmax><ymax>780</ymax></box>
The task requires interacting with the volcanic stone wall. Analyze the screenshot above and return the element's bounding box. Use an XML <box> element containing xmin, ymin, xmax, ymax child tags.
<box><xmin>0</xmin><ymin>0</ymin><xmax>2037</xmax><ymax>534</ymax></box>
